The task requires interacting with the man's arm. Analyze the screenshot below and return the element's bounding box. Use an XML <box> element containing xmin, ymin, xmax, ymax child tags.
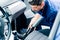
<box><xmin>28</xmin><ymin>13</ymin><xmax>40</xmax><ymax>29</ymax></box>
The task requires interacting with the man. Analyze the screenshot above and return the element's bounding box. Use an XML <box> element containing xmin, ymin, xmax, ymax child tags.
<box><xmin>28</xmin><ymin>0</ymin><xmax>57</xmax><ymax>36</ymax></box>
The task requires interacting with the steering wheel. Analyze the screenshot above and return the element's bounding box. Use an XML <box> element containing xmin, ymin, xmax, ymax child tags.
<box><xmin>0</xmin><ymin>6</ymin><xmax>11</xmax><ymax>40</ymax></box>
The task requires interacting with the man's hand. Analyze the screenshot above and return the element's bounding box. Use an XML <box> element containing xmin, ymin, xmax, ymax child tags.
<box><xmin>28</xmin><ymin>24</ymin><xmax>32</xmax><ymax>30</ymax></box>
<box><xmin>27</xmin><ymin>24</ymin><xmax>36</xmax><ymax>31</ymax></box>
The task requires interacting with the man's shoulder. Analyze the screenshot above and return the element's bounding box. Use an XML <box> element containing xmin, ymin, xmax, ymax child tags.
<box><xmin>45</xmin><ymin>0</ymin><xmax>57</xmax><ymax>15</ymax></box>
<box><xmin>45</xmin><ymin>0</ymin><xmax>58</xmax><ymax>11</ymax></box>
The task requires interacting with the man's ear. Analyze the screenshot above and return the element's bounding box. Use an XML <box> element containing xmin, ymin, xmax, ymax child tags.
<box><xmin>40</xmin><ymin>1</ymin><xmax>45</xmax><ymax>8</ymax></box>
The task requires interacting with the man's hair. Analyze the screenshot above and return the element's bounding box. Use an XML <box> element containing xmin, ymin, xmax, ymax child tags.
<box><xmin>28</xmin><ymin>0</ymin><xmax>43</xmax><ymax>5</ymax></box>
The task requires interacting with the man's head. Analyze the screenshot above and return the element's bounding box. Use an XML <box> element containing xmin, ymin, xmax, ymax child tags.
<box><xmin>28</xmin><ymin>0</ymin><xmax>45</xmax><ymax>11</ymax></box>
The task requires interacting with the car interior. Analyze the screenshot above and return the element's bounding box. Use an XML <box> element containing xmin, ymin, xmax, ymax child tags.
<box><xmin>0</xmin><ymin>0</ymin><xmax>60</xmax><ymax>40</ymax></box>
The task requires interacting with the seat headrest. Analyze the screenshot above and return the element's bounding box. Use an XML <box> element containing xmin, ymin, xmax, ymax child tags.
<box><xmin>6</xmin><ymin>1</ymin><xmax>26</xmax><ymax>15</ymax></box>
<box><xmin>5</xmin><ymin>1</ymin><xmax>26</xmax><ymax>19</ymax></box>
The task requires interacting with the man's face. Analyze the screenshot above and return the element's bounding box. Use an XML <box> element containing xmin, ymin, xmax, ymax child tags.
<box><xmin>31</xmin><ymin>2</ymin><xmax>45</xmax><ymax>11</ymax></box>
<box><xmin>31</xmin><ymin>5</ymin><xmax>42</xmax><ymax>11</ymax></box>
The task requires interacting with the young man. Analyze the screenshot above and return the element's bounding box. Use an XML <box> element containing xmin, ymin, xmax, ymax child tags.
<box><xmin>28</xmin><ymin>0</ymin><xmax>57</xmax><ymax>36</ymax></box>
